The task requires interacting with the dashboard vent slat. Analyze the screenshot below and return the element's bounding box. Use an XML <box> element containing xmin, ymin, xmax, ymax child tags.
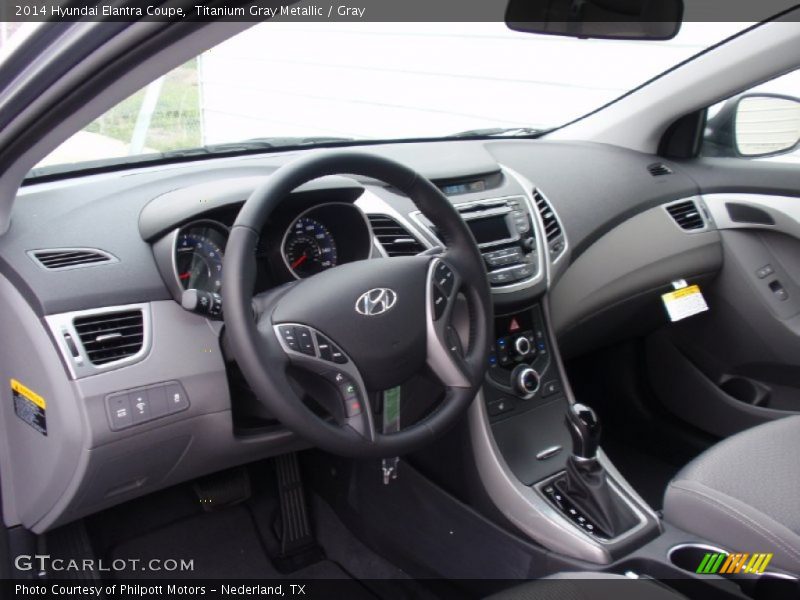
<box><xmin>533</xmin><ymin>189</ymin><xmax>566</xmax><ymax>259</ymax></box>
<box><xmin>73</xmin><ymin>309</ymin><xmax>144</xmax><ymax>366</ymax></box>
<box><xmin>367</xmin><ymin>215</ymin><xmax>425</xmax><ymax>257</ymax></box>
<box><xmin>30</xmin><ymin>248</ymin><xmax>115</xmax><ymax>270</ymax></box>
<box><xmin>666</xmin><ymin>200</ymin><xmax>705</xmax><ymax>231</ymax></box>
<box><xmin>533</xmin><ymin>190</ymin><xmax>563</xmax><ymax>243</ymax></box>
<box><xmin>648</xmin><ymin>163</ymin><xmax>673</xmax><ymax>177</ymax></box>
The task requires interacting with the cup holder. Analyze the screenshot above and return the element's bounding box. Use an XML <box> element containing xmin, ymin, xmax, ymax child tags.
<box><xmin>668</xmin><ymin>543</ymin><xmax>728</xmax><ymax>573</ymax></box>
<box><xmin>718</xmin><ymin>375</ymin><xmax>770</xmax><ymax>407</ymax></box>
<box><xmin>668</xmin><ymin>543</ymin><xmax>799</xmax><ymax>600</ymax></box>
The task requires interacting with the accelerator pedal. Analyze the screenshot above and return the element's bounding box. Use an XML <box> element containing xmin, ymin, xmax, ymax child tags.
<box><xmin>272</xmin><ymin>453</ymin><xmax>324</xmax><ymax>573</ymax></box>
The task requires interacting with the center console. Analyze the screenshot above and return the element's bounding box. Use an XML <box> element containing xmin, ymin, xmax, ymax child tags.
<box><xmin>412</xmin><ymin>194</ymin><xmax>544</xmax><ymax>293</ymax></box>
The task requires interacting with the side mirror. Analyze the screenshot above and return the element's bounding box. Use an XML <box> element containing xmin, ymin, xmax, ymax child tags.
<box><xmin>734</xmin><ymin>95</ymin><xmax>800</xmax><ymax>158</ymax></box>
<box><xmin>506</xmin><ymin>0</ymin><xmax>683</xmax><ymax>41</ymax></box>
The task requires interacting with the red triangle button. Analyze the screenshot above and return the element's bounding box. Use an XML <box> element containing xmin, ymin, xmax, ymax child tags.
<box><xmin>509</xmin><ymin>317</ymin><xmax>521</xmax><ymax>332</ymax></box>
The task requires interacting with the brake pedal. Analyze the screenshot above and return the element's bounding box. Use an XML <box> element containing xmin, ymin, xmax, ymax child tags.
<box><xmin>272</xmin><ymin>453</ymin><xmax>323</xmax><ymax>573</ymax></box>
<box><xmin>193</xmin><ymin>466</ymin><xmax>251</xmax><ymax>511</ymax></box>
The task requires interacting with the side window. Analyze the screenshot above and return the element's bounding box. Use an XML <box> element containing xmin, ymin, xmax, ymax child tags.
<box><xmin>701</xmin><ymin>69</ymin><xmax>800</xmax><ymax>163</ymax></box>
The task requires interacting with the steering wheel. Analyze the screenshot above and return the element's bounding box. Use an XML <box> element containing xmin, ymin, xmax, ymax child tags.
<box><xmin>222</xmin><ymin>152</ymin><xmax>491</xmax><ymax>458</ymax></box>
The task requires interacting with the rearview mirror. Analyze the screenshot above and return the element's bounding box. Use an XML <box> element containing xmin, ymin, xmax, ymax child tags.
<box><xmin>505</xmin><ymin>0</ymin><xmax>683</xmax><ymax>40</ymax></box>
<box><xmin>735</xmin><ymin>95</ymin><xmax>800</xmax><ymax>158</ymax></box>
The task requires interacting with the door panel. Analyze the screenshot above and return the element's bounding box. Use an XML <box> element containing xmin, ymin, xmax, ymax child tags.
<box><xmin>647</xmin><ymin>160</ymin><xmax>800</xmax><ymax>436</ymax></box>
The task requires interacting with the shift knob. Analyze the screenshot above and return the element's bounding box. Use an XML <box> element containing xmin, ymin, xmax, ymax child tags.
<box><xmin>566</xmin><ymin>403</ymin><xmax>601</xmax><ymax>459</ymax></box>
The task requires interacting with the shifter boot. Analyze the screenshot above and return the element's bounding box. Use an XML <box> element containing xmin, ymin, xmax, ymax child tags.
<box><xmin>556</xmin><ymin>456</ymin><xmax>639</xmax><ymax>538</ymax></box>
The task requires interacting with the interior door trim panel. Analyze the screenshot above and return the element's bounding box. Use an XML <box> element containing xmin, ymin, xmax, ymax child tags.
<box><xmin>704</xmin><ymin>193</ymin><xmax>800</xmax><ymax>239</ymax></box>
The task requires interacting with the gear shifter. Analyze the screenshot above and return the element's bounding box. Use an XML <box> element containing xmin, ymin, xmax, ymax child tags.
<box><xmin>554</xmin><ymin>403</ymin><xmax>638</xmax><ymax>538</ymax></box>
<box><xmin>566</xmin><ymin>403</ymin><xmax>601</xmax><ymax>459</ymax></box>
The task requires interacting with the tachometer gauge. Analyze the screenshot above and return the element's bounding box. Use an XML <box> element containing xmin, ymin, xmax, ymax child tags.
<box><xmin>283</xmin><ymin>217</ymin><xmax>338</xmax><ymax>278</ymax></box>
<box><xmin>175</xmin><ymin>222</ymin><xmax>227</xmax><ymax>292</ymax></box>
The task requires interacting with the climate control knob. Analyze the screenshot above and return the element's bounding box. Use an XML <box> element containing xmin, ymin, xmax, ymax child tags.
<box><xmin>512</xmin><ymin>365</ymin><xmax>540</xmax><ymax>397</ymax></box>
<box><xmin>514</xmin><ymin>335</ymin><xmax>532</xmax><ymax>357</ymax></box>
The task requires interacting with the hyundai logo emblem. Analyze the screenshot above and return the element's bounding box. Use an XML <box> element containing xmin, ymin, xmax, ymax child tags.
<box><xmin>355</xmin><ymin>288</ymin><xmax>397</xmax><ymax>316</ymax></box>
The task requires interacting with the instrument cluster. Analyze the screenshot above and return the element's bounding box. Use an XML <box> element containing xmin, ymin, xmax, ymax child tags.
<box><xmin>172</xmin><ymin>202</ymin><xmax>373</xmax><ymax>295</ymax></box>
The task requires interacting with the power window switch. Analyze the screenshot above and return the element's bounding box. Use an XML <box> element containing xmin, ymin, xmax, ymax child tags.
<box><xmin>106</xmin><ymin>393</ymin><xmax>132</xmax><ymax>431</ymax></box>
<box><xmin>756</xmin><ymin>264</ymin><xmax>775</xmax><ymax>279</ymax></box>
<box><xmin>769</xmin><ymin>280</ymin><xmax>789</xmax><ymax>301</ymax></box>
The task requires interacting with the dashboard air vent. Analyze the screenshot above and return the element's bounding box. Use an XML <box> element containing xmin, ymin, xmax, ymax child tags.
<box><xmin>73</xmin><ymin>310</ymin><xmax>144</xmax><ymax>366</ymax></box>
<box><xmin>666</xmin><ymin>200</ymin><xmax>704</xmax><ymax>231</ymax></box>
<box><xmin>30</xmin><ymin>248</ymin><xmax>115</xmax><ymax>270</ymax></box>
<box><xmin>648</xmin><ymin>163</ymin><xmax>673</xmax><ymax>177</ymax></box>
<box><xmin>533</xmin><ymin>190</ymin><xmax>566</xmax><ymax>259</ymax></box>
<box><xmin>533</xmin><ymin>190</ymin><xmax>562</xmax><ymax>240</ymax></box>
<box><xmin>367</xmin><ymin>215</ymin><xmax>425</xmax><ymax>256</ymax></box>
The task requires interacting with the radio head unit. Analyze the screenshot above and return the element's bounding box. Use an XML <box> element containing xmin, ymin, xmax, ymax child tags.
<box><xmin>412</xmin><ymin>196</ymin><xmax>542</xmax><ymax>291</ymax></box>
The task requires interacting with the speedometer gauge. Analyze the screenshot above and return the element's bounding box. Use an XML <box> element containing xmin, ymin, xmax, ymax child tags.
<box><xmin>283</xmin><ymin>217</ymin><xmax>338</xmax><ymax>278</ymax></box>
<box><xmin>175</xmin><ymin>222</ymin><xmax>227</xmax><ymax>292</ymax></box>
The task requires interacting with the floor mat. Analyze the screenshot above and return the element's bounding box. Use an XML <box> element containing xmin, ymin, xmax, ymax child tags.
<box><xmin>97</xmin><ymin>482</ymin><xmax>413</xmax><ymax>598</ymax></box>
<box><xmin>108</xmin><ymin>505</ymin><xmax>282</xmax><ymax>579</ymax></box>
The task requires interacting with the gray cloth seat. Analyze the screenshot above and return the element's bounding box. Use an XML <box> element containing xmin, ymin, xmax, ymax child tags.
<box><xmin>663</xmin><ymin>415</ymin><xmax>800</xmax><ymax>575</ymax></box>
<box><xmin>487</xmin><ymin>572</ymin><xmax>686</xmax><ymax>600</ymax></box>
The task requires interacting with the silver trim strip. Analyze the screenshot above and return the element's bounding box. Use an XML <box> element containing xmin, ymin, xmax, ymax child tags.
<box><xmin>703</xmin><ymin>192</ymin><xmax>800</xmax><ymax>239</ymax></box>
<box><xmin>536</xmin><ymin>445</ymin><xmax>563</xmax><ymax>461</ymax></box>
<box><xmin>468</xmin><ymin>389</ymin><xmax>659</xmax><ymax>564</ymax></box>
<box><xmin>355</xmin><ymin>188</ymin><xmax>434</xmax><ymax>257</ymax></box>
<box><xmin>44</xmin><ymin>303</ymin><xmax>153</xmax><ymax>380</ymax></box>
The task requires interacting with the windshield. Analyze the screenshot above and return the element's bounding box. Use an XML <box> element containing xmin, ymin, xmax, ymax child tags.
<box><xmin>32</xmin><ymin>22</ymin><xmax>749</xmax><ymax>174</ymax></box>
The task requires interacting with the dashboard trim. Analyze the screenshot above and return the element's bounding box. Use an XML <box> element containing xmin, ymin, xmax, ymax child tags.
<box><xmin>44</xmin><ymin>302</ymin><xmax>153</xmax><ymax>380</ymax></box>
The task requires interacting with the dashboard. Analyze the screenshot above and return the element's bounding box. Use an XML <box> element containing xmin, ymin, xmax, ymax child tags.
<box><xmin>0</xmin><ymin>138</ymin><xmax>723</xmax><ymax>534</ymax></box>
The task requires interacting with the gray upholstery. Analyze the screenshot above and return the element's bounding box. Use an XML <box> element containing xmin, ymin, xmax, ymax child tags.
<box><xmin>487</xmin><ymin>573</ymin><xmax>686</xmax><ymax>600</ymax></box>
<box><xmin>664</xmin><ymin>415</ymin><xmax>800</xmax><ymax>574</ymax></box>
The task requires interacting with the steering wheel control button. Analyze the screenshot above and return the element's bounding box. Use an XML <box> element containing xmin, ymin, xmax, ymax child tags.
<box><xmin>165</xmin><ymin>382</ymin><xmax>190</xmax><ymax>414</ymax></box>
<box><xmin>330</xmin><ymin>346</ymin><xmax>347</xmax><ymax>363</ymax></box>
<box><xmin>315</xmin><ymin>333</ymin><xmax>334</xmax><ymax>361</ymax></box>
<box><xmin>432</xmin><ymin>285</ymin><xmax>448</xmax><ymax>320</ymax></box>
<box><xmin>278</xmin><ymin>326</ymin><xmax>300</xmax><ymax>351</ymax></box>
<box><xmin>434</xmin><ymin>262</ymin><xmax>455</xmax><ymax>296</ymax></box>
<box><xmin>106</xmin><ymin>393</ymin><xmax>133</xmax><ymax>430</ymax></box>
<box><xmin>295</xmin><ymin>326</ymin><xmax>316</xmax><ymax>355</ymax></box>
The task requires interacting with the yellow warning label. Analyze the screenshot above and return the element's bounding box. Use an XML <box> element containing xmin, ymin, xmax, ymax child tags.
<box><xmin>661</xmin><ymin>284</ymin><xmax>709</xmax><ymax>322</ymax></box>
<box><xmin>663</xmin><ymin>284</ymin><xmax>702</xmax><ymax>301</ymax></box>
<box><xmin>10</xmin><ymin>379</ymin><xmax>46</xmax><ymax>410</ymax></box>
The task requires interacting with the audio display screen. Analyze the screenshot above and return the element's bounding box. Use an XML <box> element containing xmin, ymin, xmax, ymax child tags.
<box><xmin>467</xmin><ymin>215</ymin><xmax>511</xmax><ymax>244</ymax></box>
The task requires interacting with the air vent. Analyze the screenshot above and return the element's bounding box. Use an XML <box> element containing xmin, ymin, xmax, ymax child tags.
<box><xmin>73</xmin><ymin>310</ymin><xmax>144</xmax><ymax>366</ymax></box>
<box><xmin>533</xmin><ymin>190</ymin><xmax>563</xmax><ymax>242</ymax></box>
<box><xmin>30</xmin><ymin>248</ymin><xmax>115</xmax><ymax>270</ymax></box>
<box><xmin>666</xmin><ymin>200</ymin><xmax>705</xmax><ymax>231</ymax></box>
<box><xmin>367</xmin><ymin>215</ymin><xmax>426</xmax><ymax>256</ymax></box>
<box><xmin>648</xmin><ymin>163</ymin><xmax>673</xmax><ymax>177</ymax></box>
